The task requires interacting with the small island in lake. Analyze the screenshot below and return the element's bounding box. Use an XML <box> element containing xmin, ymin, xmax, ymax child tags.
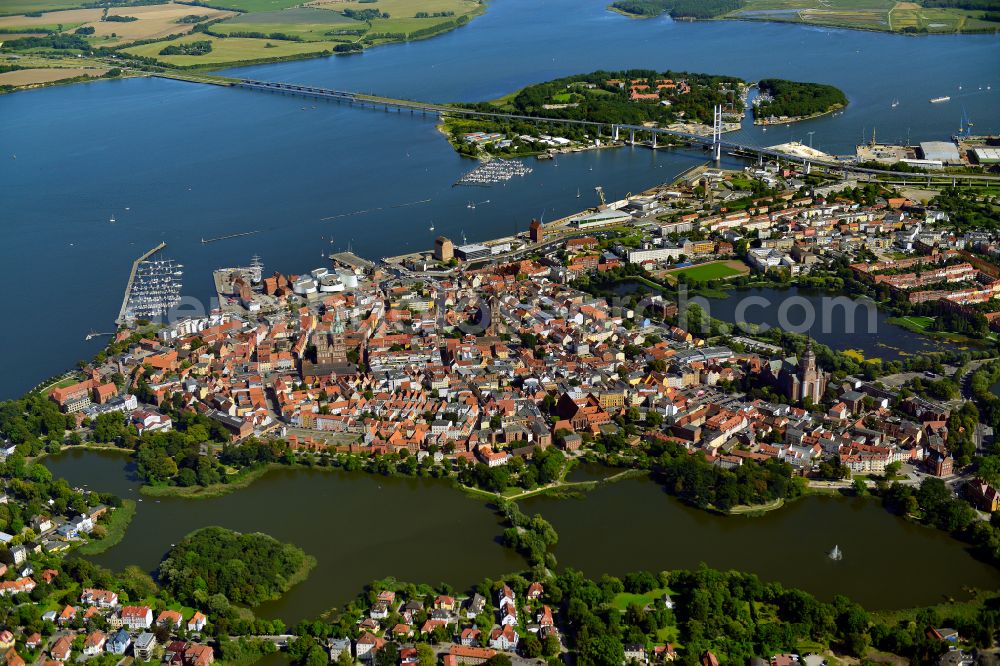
<box><xmin>159</xmin><ymin>526</ymin><xmax>315</xmax><ymax>607</ymax></box>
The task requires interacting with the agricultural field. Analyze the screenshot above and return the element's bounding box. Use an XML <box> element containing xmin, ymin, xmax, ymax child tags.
<box><xmin>0</xmin><ymin>0</ymin><xmax>88</xmax><ymax>16</ymax></box>
<box><xmin>88</xmin><ymin>3</ymin><xmax>236</xmax><ymax>46</ymax></box>
<box><xmin>0</xmin><ymin>32</ymin><xmax>49</xmax><ymax>39</ymax></box>
<box><xmin>0</xmin><ymin>65</ymin><xmax>106</xmax><ymax>85</ymax></box>
<box><xmin>307</xmin><ymin>0</ymin><xmax>484</xmax><ymax>43</ymax></box>
<box><xmin>665</xmin><ymin>260</ymin><xmax>749</xmax><ymax>283</ymax></box>
<box><xmin>123</xmin><ymin>33</ymin><xmax>337</xmax><ymax>66</ymax></box>
<box><xmin>888</xmin><ymin>2</ymin><xmax>996</xmax><ymax>32</ymax></box>
<box><xmin>189</xmin><ymin>0</ymin><xmax>311</xmax><ymax>11</ymax></box>
<box><xmin>0</xmin><ymin>2</ymin><xmax>235</xmax><ymax>46</ymax></box>
<box><xmin>211</xmin><ymin>7</ymin><xmax>362</xmax><ymax>41</ymax></box>
<box><xmin>725</xmin><ymin>0</ymin><xmax>995</xmax><ymax>32</ymax></box>
<box><xmin>0</xmin><ymin>7</ymin><xmax>102</xmax><ymax>28</ymax></box>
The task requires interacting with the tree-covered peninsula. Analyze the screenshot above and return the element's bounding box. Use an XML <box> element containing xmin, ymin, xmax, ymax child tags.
<box><xmin>159</xmin><ymin>526</ymin><xmax>315</xmax><ymax>607</ymax></box>
<box><xmin>609</xmin><ymin>0</ymin><xmax>744</xmax><ymax>19</ymax></box>
<box><xmin>753</xmin><ymin>78</ymin><xmax>848</xmax><ymax>123</ymax></box>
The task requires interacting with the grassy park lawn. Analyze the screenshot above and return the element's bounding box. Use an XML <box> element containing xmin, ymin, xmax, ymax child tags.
<box><xmin>123</xmin><ymin>33</ymin><xmax>337</xmax><ymax>66</ymax></box>
<box><xmin>612</xmin><ymin>587</ymin><xmax>674</xmax><ymax>611</ymax></box>
<box><xmin>887</xmin><ymin>315</ymin><xmax>934</xmax><ymax>333</ymax></box>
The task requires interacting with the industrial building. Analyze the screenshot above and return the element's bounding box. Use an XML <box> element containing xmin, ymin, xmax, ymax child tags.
<box><xmin>572</xmin><ymin>209</ymin><xmax>632</xmax><ymax>230</ymax></box>
<box><xmin>971</xmin><ymin>147</ymin><xmax>1000</xmax><ymax>165</ymax></box>
<box><xmin>919</xmin><ymin>141</ymin><xmax>962</xmax><ymax>165</ymax></box>
<box><xmin>454</xmin><ymin>243</ymin><xmax>492</xmax><ymax>261</ymax></box>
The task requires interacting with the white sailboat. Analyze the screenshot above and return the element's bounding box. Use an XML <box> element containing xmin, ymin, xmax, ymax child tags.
<box><xmin>829</xmin><ymin>544</ymin><xmax>843</xmax><ymax>561</ymax></box>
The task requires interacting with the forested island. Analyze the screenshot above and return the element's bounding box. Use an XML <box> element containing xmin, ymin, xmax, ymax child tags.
<box><xmin>442</xmin><ymin>70</ymin><xmax>845</xmax><ymax>158</ymax></box>
<box><xmin>158</xmin><ymin>526</ymin><xmax>315</xmax><ymax>607</ymax></box>
<box><xmin>752</xmin><ymin>78</ymin><xmax>848</xmax><ymax>124</ymax></box>
<box><xmin>443</xmin><ymin>69</ymin><xmax>745</xmax><ymax>157</ymax></box>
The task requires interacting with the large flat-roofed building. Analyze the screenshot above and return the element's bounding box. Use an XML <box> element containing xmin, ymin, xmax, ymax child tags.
<box><xmin>919</xmin><ymin>141</ymin><xmax>962</xmax><ymax>165</ymax></box>
<box><xmin>454</xmin><ymin>243</ymin><xmax>491</xmax><ymax>261</ymax></box>
<box><xmin>572</xmin><ymin>209</ymin><xmax>632</xmax><ymax>229</ymax></box>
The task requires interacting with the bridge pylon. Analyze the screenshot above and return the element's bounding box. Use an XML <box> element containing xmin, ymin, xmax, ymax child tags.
<box><xmin>712</xmin><ymin>104</ymin><xmax>722</xmax><ymax>162</ymax></box>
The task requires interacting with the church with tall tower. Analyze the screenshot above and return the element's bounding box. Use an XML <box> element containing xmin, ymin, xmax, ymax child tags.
<box><xmin>303</xmin><ymin>308</ymin><xmax>357</xmax><ymax>379</ymax></box>
<box><xmin>316</xmin><ymin>309</ymin><xmax>347</xmax><ymax>366</ymax></box>
<box><xmin>765</xmin><ymin>343</ymin><xmax>828</xmax><ymax>404</ymax></box>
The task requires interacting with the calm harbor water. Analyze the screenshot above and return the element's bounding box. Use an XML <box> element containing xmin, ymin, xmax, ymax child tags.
<box><xmin>45</xmin><ymin>449</ymin><xmax>1000</xmax><ymax>616</ymax></box>
<box><xmin>1</xmin><ymin>0</ymin><xmax>998</xmax><ymax>398</ymax></box>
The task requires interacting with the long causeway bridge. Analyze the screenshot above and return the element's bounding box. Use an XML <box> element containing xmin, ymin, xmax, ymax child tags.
<box><xmin>163</xmin><ymin>74</ymin><xmax>1000</xmax><ymax>186</ymax></box>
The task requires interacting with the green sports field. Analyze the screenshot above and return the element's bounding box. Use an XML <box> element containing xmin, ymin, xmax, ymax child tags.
<box><xmin>669</xmin><ymin>261</ymin><xmax>747</xmax><ymax>282</ymax></box>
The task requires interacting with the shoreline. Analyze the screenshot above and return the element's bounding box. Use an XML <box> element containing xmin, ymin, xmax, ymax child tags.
<box><xmin>603</xmin><ymin>4</ymin><xmax>999</xmax><ymax>35</ymax></box>
<box><xmin>0</xmin><ymin>2</ymin><xmax>488</xmax><ymax>95</ymax></box>
<box><xmin>76</xmin><ymin>498</ymin><xmax>137</xmax><ymax>555</ymax></box>
<box><xmin>753</xmin><ymin>103</ymin><xmax>845</xmax><ymax>126</ymax></box>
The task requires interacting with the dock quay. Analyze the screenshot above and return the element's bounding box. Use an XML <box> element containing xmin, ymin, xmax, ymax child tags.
<box><xmin>330</xmin><ymin>252</ymin><xmax>376</xmax><ymax>271</ymax></box>
<box><xmin>115</xmin><ymin>242</ymin><xmax>167</xmax><ymax>326</ymax></box>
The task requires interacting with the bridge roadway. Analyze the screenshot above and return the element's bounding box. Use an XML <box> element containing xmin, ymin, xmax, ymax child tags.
<box><xmin>220</xmin><ymin>78</ymin><xmax>999</xmax><ymax>185</ymax></box>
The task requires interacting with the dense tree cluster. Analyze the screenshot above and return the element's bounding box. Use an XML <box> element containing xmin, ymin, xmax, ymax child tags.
<box><xmin>497</xmin><ymin>500</ymin><xmax>558</xmax><ymax>567</ymax></box>
<box><xmin>159</xmin><ymin>526</ymin><xmax>312</xmax><ymax>607</ymax></box>
<box><xmin>342</xmin><ymin>8</ymin><xmax>389</xmax><ymax>20</ymax></box>
<box><xmin>610</xmin><ymin>0</ymin><xmax>743</xmax><ymax>19</ymax></box>
<box><xmin>2</xmin><ymin>34</ymin><xmax>90</xmax><ymax>50</ymax></box>
<box><xmin>159</xmin><ymin>40</ymin><xmax>212</xmax><ymax>56</ymax></box>
<box><xmin>651</xmin><ymin>437</ymin><xmax>802</xmax><ymax>510</ymax></box>
<box><xmin>0</xmin><ymin>455</ymin><xmax>119</xmax><ymax>538</ymax></box>
<box><xmin>931</xmin><ymin>188</ymin><xmax>1000</xmax><ymax>231</ymax></box>
<box><xmin>0</xmin><ymin>392</ymin><xmax>74</xmax><ymax>452</ymax></box>
<box><xmin>457</xmin><ymin>447</ymin><xmax>566</xmax><ymax>492</ymax></box>
<box><xmin>883</xmin><ymin>477</ymin><xmax>1000</xmax><ymax>566</ymax></box>
<box><xmin>919</xmin><ymin>0</ymin><xmax>999</xmax><ymax>8</ymax></box>
<box><xmin>754</xmin><ymin>79</ymin><xmax>847</xmax><ymax>120</ymax></box>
